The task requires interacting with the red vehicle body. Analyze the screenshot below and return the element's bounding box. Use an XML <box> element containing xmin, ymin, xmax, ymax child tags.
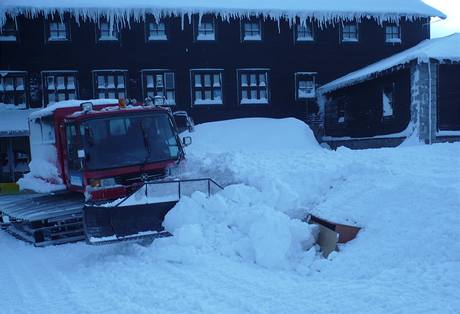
<box><xmin>28</xmin><ymin>101</ymin><xmax>186</xmax><ymax>202</ymax></box>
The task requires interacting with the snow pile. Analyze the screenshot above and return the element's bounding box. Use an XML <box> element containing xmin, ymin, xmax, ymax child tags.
<box><xmin>29</xmin><ymin>98</ymin><xmax>119</xmax><ymax>119</ymax></box>
<box><xmin>17</xmin><ymin>145</ymin><xmax>65</xmax><ymax>193</ymax></box>
<box><xmin>0</xmin><ymin>0</ymin><xmax>445</xmax><ymax>29</ymax></box>
<box><xmin>160</xmin><ymin>185</ymin><xmax>318</xmax><ymax>269</ymax></box>
<box><xmin>320</xmin><ymin>33</ymin><xmax>460</xmax><ymax>93</ymax></box>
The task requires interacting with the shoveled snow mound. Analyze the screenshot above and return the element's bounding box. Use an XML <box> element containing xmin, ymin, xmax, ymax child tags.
<box><xmin>162</xmin><ymin>185</ymin><xmax>318</xmax><ymax>269</ymax></box>
<box><xmin>188</xmin><ymin>117</ymin><xmax>320</xmax><ymax>154</ymax></box>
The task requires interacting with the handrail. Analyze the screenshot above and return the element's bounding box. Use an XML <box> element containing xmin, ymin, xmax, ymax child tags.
<box><xmin>114</xmin><ymin>178</ymin><xmax>223</xmax><ymax>208</ymax></box>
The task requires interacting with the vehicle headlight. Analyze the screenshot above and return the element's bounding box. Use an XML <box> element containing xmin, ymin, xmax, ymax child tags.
<box><xmin>89</xmin><ymin>177</ymin><xmax>116</xmax><ymax>188</ymax></box>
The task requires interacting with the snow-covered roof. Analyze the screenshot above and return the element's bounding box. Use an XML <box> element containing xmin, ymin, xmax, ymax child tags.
<box><xmin>0</xmin><ymin>0</ymin><xmax>446</xmax><ymax>27</ymax></box>
<box><xmin>320</xmin><ymin>33</ymin><xmax>460</xmax><ymax>93</ymax></box>
<box><xmin>0</xmin><ymin>108</ymin><xmax>39</xmax><ymax>137</ymax></box>
<box><xmin>29</xmin><ymin>99</ymin><xmax>119</xmax><ymax>120</ymax></box>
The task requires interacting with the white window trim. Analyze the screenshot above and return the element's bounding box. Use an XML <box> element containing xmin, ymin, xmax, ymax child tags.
<box><xmin>341</xmin><ymin>22</ymin><xmax>359</xmax><ymax>43</ymax></box>
<box><xmin>295</xmin><ymin>72</ymin><xmax>317</xmax><ymax>100</ymax></box>
<box><xmin>97</xmin><ymin>21</ymin><xmax>120</xmax><ymax>42</ymax></box>
<box><xmin>140</xmin><ymin>69</ymin><xmax>176</xmax><ymax>105</ymax></box>
<box><xmin>0</xmin><ymin>19</ymin><xmax>18</xmax><ymax>42</ymax></box>
<box><xmin>41</xmin><ymin>70</ymin><xmax>79</xmax><ymax>106</ymax></box>
<box><xmin>241</xmin><ymin>19</ymin><xmax>262</xmax><ymax>42</ymax></box>
<box><xmin>0</xmin><ymin>71</ymin><xmax>28</xmax><ymax>108</ymax></box>
<box><xmin>385</xmin><ymin>24</ymin><xmax>402</xmax><ymax>44</ymax></box>
<box><xmin>237</xmin><ymin>68</ymin><xmax>270</xmax><ymax>105</ymax></box>
<box><xmin>147</xmin><ymin>21</ymin><xmax>168</xmax><ymax>41</ymax></box>
<box><xmin>92</xmin><ymin>70</ymin><xmax>128</xmax><ymax>99</ymax></box>
<box><xmin>194</xmin><ymin>17</ymin><xmax>216</xmax><ymax>41</ymax></box>
<box><xmin>190</xmin><ymin>69</ymin><xmax>224</xmax><ymax>106</ymax></box>
<box><xmin>295</xmin><ymin>23</ymin><xmax>314</xmax><ymax>43</ymax></box>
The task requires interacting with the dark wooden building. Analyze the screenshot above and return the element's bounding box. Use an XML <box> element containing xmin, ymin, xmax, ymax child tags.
<box><xmin>319</xmin><ymin>33</ymin><xmax>460</xmax><ymax>148</ymax></box>
<box><xmin>0</xmin><ymin>1</ymin><xmax>446</xmax><ymax>181</ymax></box>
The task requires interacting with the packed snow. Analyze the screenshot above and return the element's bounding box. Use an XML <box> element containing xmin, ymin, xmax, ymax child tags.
<box><xmin>320</xmin><ymin>33</ymin><xmax>460</xmax><ymax>93</ymax></box>
<box><xmin>1</xmin><ymin>117</ymin><xmax>460</xmax><ymax>313</ymax></box>
<box><xmin>0</xmin><ymin>0</ymin><xmax>446</xmax><ymax>29</ymax></box>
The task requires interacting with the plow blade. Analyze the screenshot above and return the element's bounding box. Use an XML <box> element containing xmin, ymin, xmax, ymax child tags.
<box><xmin>84</xmin><ymin>178</ymin><xmax>223</xmax><ymax>245</ymax></box>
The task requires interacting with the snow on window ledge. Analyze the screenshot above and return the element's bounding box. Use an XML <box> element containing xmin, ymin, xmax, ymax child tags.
<box><xmin>197</xmin><ymin>33</ymin><xmax>216</xmax><ymax>41</ymax></box>
<box><xmin>148</xmin><ymin>34</ymin><xmax>167</xmax><ymax>41</ymax></box>
<box><xmin>194</xmin><ymin>99</ymin><xmax>223</xmax><ymax>105</ymax></box>
<box><xmin>240</xmin><ymin>98</ymin><xmax>268</xmax><ymax>105</ymax></box>
<box><xmin>99</xmin><ymin>35</ymin><xmax>118</xmax><ymax>41</ymax></box>
<box><xmin>342</xmin><ymin>37</ymin><xmax>359</xmax><ymax>43</ymax></box>
<box><xmin>386</xmin><ymin>38</ymin><xmax>402</xmax><ymax>44</ymax></box>
<box><xmin>297</xmin><ymin>36</ymin><xmax>314</xmax><ymax>42</ymax></box>
<box><xmin>243</xmin><ymin>34</ymin><xmax>261</xmax><ymax>41</ymax></box>
<box><xmin>48</xmin><ymin>36</ymin><xmax>69</xmax><ymax>41</ymax></box>
<box><xmin>0</xmin><ymin>35</ymin><xmax>17</xmax><ymax>41</ymax></box>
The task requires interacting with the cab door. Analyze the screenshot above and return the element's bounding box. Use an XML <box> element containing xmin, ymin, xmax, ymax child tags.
<box><xmin>64</xmin><ymin>123</ymin><xmax>84</xmax><ymax>190</ymax></box>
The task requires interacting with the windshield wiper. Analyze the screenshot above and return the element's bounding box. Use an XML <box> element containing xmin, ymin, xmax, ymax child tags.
<box><xmin>139</xmin><ymin>121</ymin><xmax>151</xmax><ymax>173</ymax></box>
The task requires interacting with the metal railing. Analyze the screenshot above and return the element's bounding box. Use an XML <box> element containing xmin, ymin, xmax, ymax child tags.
<box><xmin>115</xmin><ymin>178</ymin><xmax>223</xmax><ymax>207</ymax></box>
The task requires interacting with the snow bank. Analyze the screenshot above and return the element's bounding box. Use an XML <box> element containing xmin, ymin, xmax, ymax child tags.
<box><xmin>0</xmin><ymin>0</ymin><xmax>445</xmax><ymax>29</ymax></box>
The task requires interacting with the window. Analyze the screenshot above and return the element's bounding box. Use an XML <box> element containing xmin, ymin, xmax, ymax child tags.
<box><xmin>337</xmin><ymin>104</ymin><xmax>345</xmax><ymax>124</ymax></box>
<box><xmin>238</xmin><ymin>69</ymin><xmax>269</xmax><ymax>105</ymax></box>
<box><xmin>93</xmin><ymin>70</ymin><xmax>127</xmax><ymax>99</ymax></box>
<box><xmin>342</xmin><ymin>22</ymin><xmax>358</xmax><ymax>42</ymax></box>
<box><xmin>196</xmin><ymin>16</ymin><xmax>215</xmax><ymax>41</ymax></box>
<box><xmin>242</xmin><ymin>20</ymin><xmax>261</xmax><ymax>41</ymax></box>
<box><xmin>147</xmin><ymin>21</ymin><xmax>167</xmax><ymax>41</ymax></box>
<box><xmin>385</xmin><ymin>24</ymin><xmax>401</xmax><ymax>43</ymax></box>
<box><xmin>42</xmin><ymin>71</ymin><xmax>78</xmax><ymax>105</ymax></box>
<box><xmin>142</xmin><ymin>70</ymin><xmax>175</xmax><ymax>105</ymax></box>
<box><xmin>97</xmin><ymin>21</ymin><xmax>119</xmax><ymax>42</ymax></box>
<box><xmin>0</xmin><ymin>72</ymin><xmax>27</xmax><ymax>108</ymax></box>
<box><xmin>382</xmin><ymin>84</ymin><xmax>395</xmax><ymax>117</ymax></box>
<box><xmin>295</xmin><ymin>73</ymin><xmax>316</xmax><ymax>100</ymax></box>
<box><xmin>47</xmin><ymin>21</ymin><xmax>70</xmax><ymax>41</ymax></box>
<box><xmin>0</xmin><ymin>18</ymin><xmax>18</xmax><ymax>42</ymax></box>
<box><xmin>296</xmin><ymin>23</ymin><xmax>314</xmax><ymax>42</ymax></box>
<box><xmin>191</xmin><ymin>70</ymin><xmax>223</xmax><ymax>105</ymax></box>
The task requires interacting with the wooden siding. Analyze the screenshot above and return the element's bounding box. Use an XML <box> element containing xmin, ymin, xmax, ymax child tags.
<box><xmin>324</xmin><ymin>68</ymin><xmax>412</xmax><ymax>138</ymax></box>
<box><xmin>0</xmin><ymin>15</ymin><xmax>430</xmax><ymax>123</ymax></box>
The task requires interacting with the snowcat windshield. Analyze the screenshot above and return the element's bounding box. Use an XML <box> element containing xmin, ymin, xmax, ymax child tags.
<box><xmin>81</xmin><ymin>113</ymin><xmax>180</xmax><ymax>170</ymax></box>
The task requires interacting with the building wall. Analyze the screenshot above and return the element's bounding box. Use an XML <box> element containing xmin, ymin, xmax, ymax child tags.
<box><xmin>323</xmin><ymin>68</ymin><xmax>412</xmax><ymax>138</ymax></box>
<box><xmin>0</xmin><ymin>15</ymin><xmax>430</xmax><ymax>123</ymax></box>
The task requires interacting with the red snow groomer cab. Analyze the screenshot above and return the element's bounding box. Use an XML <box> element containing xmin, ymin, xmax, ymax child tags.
<box><xmin>0</xmin><ymin>99</ymin><xmax>221</xmax><ymax>246</ymax></box>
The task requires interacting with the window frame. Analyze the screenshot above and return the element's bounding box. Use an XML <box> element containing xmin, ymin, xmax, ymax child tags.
<box><xmin>237</xmin><ymin>68</ymin><xmax>270</xmax><ymax>106</ymax></box>
<box><xmin>382</xmin><ymin>83</ymin><xmax>396</xmax><ymax>119</ymax></box>
<box><xmin>92</xmin><ymin>70</ymin><xmax>128</xmax><ymax>100</ymax></box>
<box><xmin>41</xmin><ymin>71</ymin><xmax>79</xmax><ymax>106</ymax></box>
<box><xmin>295</xmin><ymin>72</ymin><xmax>317</xmax><ymax>100</ymax></box>
<box><xmin>45</xmin><ymin>18</ymin><xmax>71</xmax><ymax>43</ymax></box>
<box><xmin>0</xmin><ymin>71</ymin><xmax>28</xmax><ymax>109</ymax></box>
<box><xmin>341</xmin><ymin>21</ymin><xmax>359</xmax><ymax>43</ymax></box>
<box><xmin>0</xmin><ymin>17</ymin><xmax>19</xmax><ymax>42</ymax></box>
<box><xmin>294</xmin><ymin>22</ymin><xmax>314</xmax><ymax>43</ymax></box>
<box><xmin>241</xmin><ymin>18</ymin><xmax>262</xmax><ymax>42</ymax></box>
<box><xmin>141</xmin><ymin>69</ymin><xmax>176</xmax><ymax>105</ymax></box>
<box><xmin>194</xmin><ymin>15</ymin><xmax>216</xmax><ymax>41</ymax></box>
<box><xmin>96</xmin><ymin>20</ymin><xmax>120</xmax><ymax>43</ymax></box>
<box><xmin>384</xmin><ymin>23</ymin><xmax>402</xmax><ymax>44</ymax></box>
<box><xmin>145</xmin><ymin>18</ymin><xmax>168</xmax><ymax>42</ymax></box>
<box><xmin>190</xmin><ymin>69</ymin><xmax>224</xmax><ymax>106</ymax></box>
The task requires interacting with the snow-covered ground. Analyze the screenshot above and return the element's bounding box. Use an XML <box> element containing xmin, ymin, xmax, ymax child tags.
<box><xmin>1</xmin><ymin>118</ymin><xmax>459</xmax><ymax>314</ymax></box>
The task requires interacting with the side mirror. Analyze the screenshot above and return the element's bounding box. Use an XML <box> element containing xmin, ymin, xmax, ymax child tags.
<box><xmin>182</xmin><ymin>136</ymin><xmax>192</xmax><ymax>147</ymax></box>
